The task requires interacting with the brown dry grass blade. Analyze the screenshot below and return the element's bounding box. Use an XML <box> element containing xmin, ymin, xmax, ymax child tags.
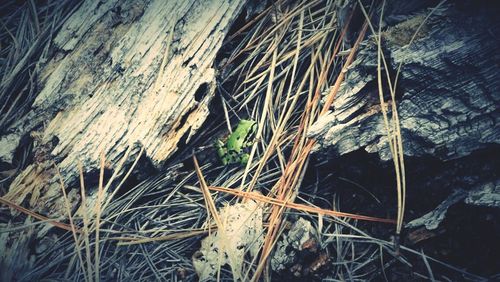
<box><xmin>0</xmin><ymin>196</ymin><xmax>80</xmax><ymax>233</ymax></box>
<box><xmin>192</xmin><ymin>154</ymin><xmax>222</xmax><ymax>228</ymax></box>
<box><xmin>209</xmin><ymin>186</ymin><xmax>396</xmax><ymax>224</ymax></box>
<box><xmin>253</xmin><ymin>18</ymin><xmax>370</xmax><ymax>281</ymax></box>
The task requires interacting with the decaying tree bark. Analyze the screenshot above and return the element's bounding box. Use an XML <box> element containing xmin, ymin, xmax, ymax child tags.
<box><xmin>309</xmin><ymin>3</ymin><xmax>499</xmax><ymax>162</ymax></box>
<box><xmin>0</xmin><ymin>0</ymin><xmax>246</xmax><ymax>217</ymax></box>
<box><xmin>308</xmin><ymin>1</ymin><xmax>500</xmax><ymax>230</ymax></box>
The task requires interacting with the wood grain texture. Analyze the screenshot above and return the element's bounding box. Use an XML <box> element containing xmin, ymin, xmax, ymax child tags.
<box><xmin>309</xmin><ymin>3</ymin><xmax>499</xmax><ymax>161</ymax></box>
<box><xmin>2</xmin><ymin>0</ymin><xmax>246</xmax><ymax>216</ymax></box>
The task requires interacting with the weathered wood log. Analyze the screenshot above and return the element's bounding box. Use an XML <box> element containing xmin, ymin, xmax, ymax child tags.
<box><xmin>1</xmin><ymin>0</ymin><xmax>246</xmax><ymax>216</ymax></box>
<box><xmin>308</xmin><ymin>2</ymin><xmax>500</xmax><ymax>236</ymax></box>
<box><xmin>309</xmin><ymin>2</ymin><xmax>499</xmax><ymax>162</ymax></box>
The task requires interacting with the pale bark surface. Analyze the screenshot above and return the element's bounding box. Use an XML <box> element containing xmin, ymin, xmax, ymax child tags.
<box><xmin>2</xmin><ymin>0</ymin><xmax>246</xmax><ymax>216</ymax></box>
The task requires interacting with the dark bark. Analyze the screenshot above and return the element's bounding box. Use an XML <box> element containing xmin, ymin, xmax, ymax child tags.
<box><xmin>309</xmin><ymin>2</ymin><xmax>499</xmax><ymax>161</ymax></box>
<box><xmin>308</xmin><ymin>0</ymin><xmax>500</xmax><ymax>236</ymax></box>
